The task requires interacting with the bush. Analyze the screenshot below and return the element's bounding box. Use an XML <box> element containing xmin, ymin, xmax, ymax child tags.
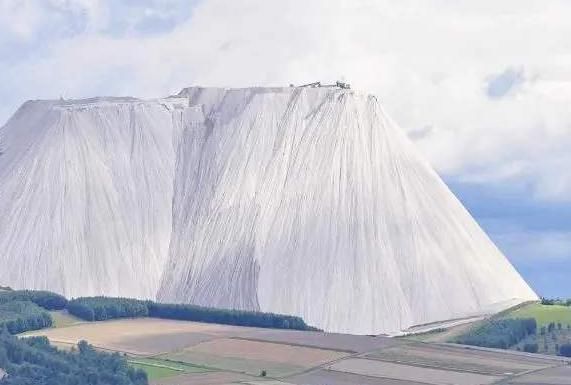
<box><xmin>0</xmin><ymin>290</ymin><xmax>67</xmax><ymax>310</ymax></box>
<box><xmin>523</xmin><ymin>343</ymin><xmax>538</xmax><ymax>353</ymax></box>
<box><xmin>559</xmin><ymin>344</ymin><xmax>571</xmax><ymax>357</ymax></box>
<box><xmin>455</xmin><ymin>318</ymin><xmax>537</xmax><ymax>349</ymax></box>
<box><xmin>67</xmin><ymin>297</ymin><xmax>148</xmax><ymax>321</ymax></box>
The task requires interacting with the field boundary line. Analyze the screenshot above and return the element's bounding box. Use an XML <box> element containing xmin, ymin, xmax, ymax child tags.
<box><xmin>227</xmin><ymin>336</ymin><xmax>357</xmax><ymax>354</ymax></box>
<box><xmin>360</xmin><ymin>355</ymin><xmax>517</xmax><ymax>376</ymax></box>
<box><xmin>128</xmin><ymin>361</ymin><xmax>185</xmax><ymax>372</ymax></box>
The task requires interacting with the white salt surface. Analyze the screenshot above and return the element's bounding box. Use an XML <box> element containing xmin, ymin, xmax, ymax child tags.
<box><xmin>0</xmin><ymin>87</ymin><xmax>537</xmax><ymax>334</ymax></box>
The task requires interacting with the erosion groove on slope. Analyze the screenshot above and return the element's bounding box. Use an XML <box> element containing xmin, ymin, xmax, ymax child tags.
<box><xmin>0</xmin><ymin>87</ymin><xmax>537</xmax><ymax>335</ymax></box>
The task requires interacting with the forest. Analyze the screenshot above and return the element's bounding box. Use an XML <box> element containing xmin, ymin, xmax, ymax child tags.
<box><xmin>0</xmin><ymin>330</ymin><xmax>147</xmax><ymax>385</ymax></box>
<box><xmin>0</xmin><ymin>289</ymin><xmax>147</xmax><ymax>384</ymax></box>
<box><xmin>67</xmin><ymin>297</ymin><xmax>317</xmax><ymax>331</ymax></box>
<box><xmin>455</xmin><ymin>318</ymin><xmax>537</xmax><ymax>349</ymax></box>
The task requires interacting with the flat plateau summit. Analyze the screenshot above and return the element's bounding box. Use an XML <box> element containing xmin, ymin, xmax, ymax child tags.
<box><xmin>0</xmin><ymin>86</ymin><xmax>537</xmax><ymax>334</ymax></box>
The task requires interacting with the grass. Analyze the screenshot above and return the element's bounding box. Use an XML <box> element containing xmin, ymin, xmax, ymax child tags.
<box><xmin>128</xmin><ymin>357</ymin><xmax>211</xmax><ymax>380</ymax></box>
<box><xmin>129</xmin><ymin>363</ymin><xmax>181</xmax><ymax>380</ymax></box>
<box><xmin>49</xmin><ymin>310</ymin><xmax>84</xmax><ymax>328</ymax></box>
<box><xmin>504</xmin><ymin>303</ymin><xmax>571</xmax><ymax>328</ymax></box>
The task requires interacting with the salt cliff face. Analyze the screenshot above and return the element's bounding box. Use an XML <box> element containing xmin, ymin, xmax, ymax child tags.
<box><xmin>0</xmin><ymin>87</ymin><xmax>537</xmax><ymax>334</ymax></box>
<box><xmin>0</xmin><ymin>97</ymin><xmax>186</xmax><ymax>298</ymax></box>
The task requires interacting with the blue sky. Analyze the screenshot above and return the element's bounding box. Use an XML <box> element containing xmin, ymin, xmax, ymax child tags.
<box><xmin>1</xmin><ymin>0</ymin><xmax>570</xmax><ymax>297</ymax></box>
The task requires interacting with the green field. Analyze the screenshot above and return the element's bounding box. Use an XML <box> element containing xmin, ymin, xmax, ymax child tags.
<box><xmin>128</xmin><ymin>357</ymin><xmax>210</xmax><ymax>380</ymax></box>
<box><xmin>504</xmin><ymin>303</ymin><xmax>571</xmax><ymax>328</ymax></box>
<box><xmin>129</xmin><ymin>362</ymin><xmax>181</xmax><ymax>380</ymax></box>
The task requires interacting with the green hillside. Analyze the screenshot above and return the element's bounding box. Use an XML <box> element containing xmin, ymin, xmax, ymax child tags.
<box><xmin>505</xmin><ymin>303</ymin><xmax>571</xmax><ymax>327</ymax></box>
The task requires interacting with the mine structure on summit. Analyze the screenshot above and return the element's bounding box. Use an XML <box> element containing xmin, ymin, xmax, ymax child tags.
<box><xmin>292</xmin><ymin>80</ymin><xmax>351</xmax><ymax>89</ymax></box>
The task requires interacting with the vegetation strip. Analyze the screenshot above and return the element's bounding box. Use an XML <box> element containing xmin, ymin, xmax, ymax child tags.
<box><xmin>228</xmin><ymin>336</ymin><xmax>357</xmax><ymax>354</ymax></box>
<box><xmin>66</xmin><ymin>296</ymin><xmax>317</xmax><ymax>330</ymax></box>
<box><xmin>128</xmin><ymin>361</ymin><xmax>185</xmax><ymax>371</ymax></box>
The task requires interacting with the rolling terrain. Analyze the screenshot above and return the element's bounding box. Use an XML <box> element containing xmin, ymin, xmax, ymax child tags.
<box><xmin>27</xmin><ymin>316</ymin><xmax>571</xmax><ymax>385</ymax></box>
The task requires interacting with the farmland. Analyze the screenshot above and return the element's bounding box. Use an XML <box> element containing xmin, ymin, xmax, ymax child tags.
<box><xmin>127</xmin><ymin>358</ymin><xmax>209</xmax><ymax>380</ymax></box>
<box><xmin>26</xmin><ymin>316</ymin><xmax>571</xmax><ymax>385</ymax></box>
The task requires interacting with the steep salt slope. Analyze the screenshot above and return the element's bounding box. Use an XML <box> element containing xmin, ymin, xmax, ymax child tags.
<box><xmin>0</xmin><ymin>97</ymin><xmax>188</xmax><ymax>298</ymax></box>
<box><xmin>0</xmin><ymin>87</ymin><xmax>537</xmax><ymax>334</ymax></box>
<box><xmin>158</xmin><ymin>87</ymin><xmax>537</xmax><ymax>334</ymax></box>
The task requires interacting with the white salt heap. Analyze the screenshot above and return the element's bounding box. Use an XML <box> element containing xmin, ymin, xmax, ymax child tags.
<box><xmin>0</xmin><ymin>87</ymin><xmax>537</xmax><ymax>334</ymax></box>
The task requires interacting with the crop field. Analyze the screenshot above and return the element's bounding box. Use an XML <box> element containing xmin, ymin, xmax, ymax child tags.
<box><xmin>127</xmin><ymin>357</ymin><xmax>210</xmax><ymax>380</ymax></box>
<box><xmin>129</xmin><ymin>362</ymin><xmax>180</xmax><ymax>380</ymax></box>
<box><xmin>151</xmin><ymin>372</ymin><xmax>260</xmax><ymax>385</ymax></box>
<box><xmin>367</xmin><ymin>342</ymin><xmax>552</xmax><ymax>376</ymax></box>
<box><xmin>26</xmin><ymin>318</ymin><xmax>243</xmax><ymax>355</ymax></box>
<box><xmin>164</xmin><ymin>350</ymin><xmax>304</xmax><ymax>378</ymax></box>
<box><xmin>163</xmin><ymin>338</ymin><xmax>347</xmax><ymax>377</ymax></box>
<box><xmin>26</xmin><ymin>317</ymin><xmax>571</xmax><ymax>385</ymax></box>
<box><xmin>329</xmin><ymin>358</ymin><xmax>501</xmax><ymax>385</ymax></box>
<box><xmin>182</xmin><ymin>338</ymin><xmax>347</xmax><ymax>367</ymax></box>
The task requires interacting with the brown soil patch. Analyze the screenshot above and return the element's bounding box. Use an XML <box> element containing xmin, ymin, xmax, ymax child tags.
<box><xmin>187</xmin><ymin>338</ymin><xmax>347</xmax><ymax>367</ymax></box>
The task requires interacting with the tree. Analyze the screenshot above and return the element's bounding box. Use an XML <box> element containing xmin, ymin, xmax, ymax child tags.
<box><xmin>523</xmin><ymin>343</ymin><xmax>538</xmax><ymax>353</ymax></box>
<box><xmin>560</xmin><ymin>344</ymin><xmax>571</xmax><ymax>357</ymax></box>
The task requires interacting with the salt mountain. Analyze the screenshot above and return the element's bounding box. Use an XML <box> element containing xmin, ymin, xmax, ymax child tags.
<box><xmin>0</xmin><ymin>87</ymin><xmax>537</xmax><ymax>334</ymax></box>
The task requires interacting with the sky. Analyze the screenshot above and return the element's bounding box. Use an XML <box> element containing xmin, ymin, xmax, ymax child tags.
<box><xmin>1</xmin><ymin>0</ymin><xmax>570</xmax><ymax>297</ymax></box>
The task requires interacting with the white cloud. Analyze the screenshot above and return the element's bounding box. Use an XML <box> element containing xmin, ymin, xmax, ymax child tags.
<box><xmin>1</xmin><ymin>0</ymin><xmax>571</xmax><ymax>201</ymax></box>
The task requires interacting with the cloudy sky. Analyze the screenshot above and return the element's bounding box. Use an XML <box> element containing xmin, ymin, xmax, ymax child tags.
<box><xmin>1</xmin><ymin>0</ymin><xmax>570</xmax><ymax>297</ymax></box>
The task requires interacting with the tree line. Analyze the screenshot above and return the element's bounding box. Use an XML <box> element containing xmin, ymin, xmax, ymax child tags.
<box><xmin>0</xmin><ymin>289</ymin><xmax>317</xmax><ymax>333</ymax></box>
<box><xmin>455</xmin><ymin>318</ymin><xmax>537</xmax><ymax>349</ymax></box>
<box><xmin>67</xmin><ymin>297</ymin><xmax>318</xmax><ymax>331</ymax></box>
<box><xmin>66</xmin><ymin>297</ymin><xmax>148</xmax><ymax>321</ymax></box>
<box><xmin>0</xmin><ymin>290</ymin><xmax>67</xmax><ymax>311</ymax></box>
<box><xmin>540</xmin><ymin>297</ymin><xmax>571</xmax><ymax>306</ymax></box>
